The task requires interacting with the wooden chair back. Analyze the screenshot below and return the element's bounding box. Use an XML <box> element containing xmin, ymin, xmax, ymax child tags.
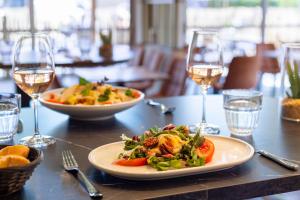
<box><xmin>222</xmin><ymin>56</ymin><xmax>260</xmax><ymax>89</ymax></box>
<box><xmin>128</xmin><ymin>46</ymin><xmax>144</xmax><ymax>66</ymax></box>
<box><xmin>158</xmin><ymin>51</ymin><xmax>187</xmax><ymax>96</ymax></box>
<box><xmin>142</xmin><ymin>46</ymin><xmax>165</xmax><ymax>71</ymax></box>
<box><xmin>256</xmin><ymin>43</ymin><xmax>280</xmax><ymax>74</ymax></box>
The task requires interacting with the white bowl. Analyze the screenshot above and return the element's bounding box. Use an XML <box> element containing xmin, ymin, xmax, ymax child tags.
<box><xmin>40</xmin><ymin>87</ymin><xmax>144</xmax><ymax>121</ymax></box>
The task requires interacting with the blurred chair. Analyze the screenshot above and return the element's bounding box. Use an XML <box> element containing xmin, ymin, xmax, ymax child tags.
<box><xmin>127</xmin><ymin>46</ymin><xmax>144</xmax><ymax>66</ymax></box>
<box><xmin>151</xmin><ymin>51</ymin><xmax>187</xmax><ymax>97</ymax></box>
<box><xmin>125</xmin><ymin>45</ymin><xmax>165</xmax><ymax>92</ymax></box>
<box><xmin>214</xmin><ymin>56</ymin><xmax>260</xmax><ymax>90</ymax></box>
<box><xmin>256</xmin><ymin>43</ymin><xmax>280</xmax><ymax>74</ymax></box>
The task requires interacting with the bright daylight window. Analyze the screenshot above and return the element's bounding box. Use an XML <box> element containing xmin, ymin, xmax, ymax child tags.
<box><xmin>186</xmin><ymin>0</ymin><xmax>300</xmax><ymax>45</ymax></box>
<box><xmin>0</xmin><ymin>0</ymin><xmax>130</xmax><ymax>44</ymax></box>
<box><xmin>186</xmin><ymin>0</ymin><xmax>262</xmax><ymax>44</ymax></box>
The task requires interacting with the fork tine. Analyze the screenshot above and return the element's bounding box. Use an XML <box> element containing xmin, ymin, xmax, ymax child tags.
<box><xmin>62</xmin><ymin>151</ymin><xmax>66</xmax><ymax>167</ymax></box>
<box><xmin>68</xmin><ymin>150</ymin><xmax>78</xmax><ymax>166</ymax></box>
<box><xmin>65</xmin><ymin>150</ymin><xmax>74</xmax><ymax>166</ymax></box>
<box><xmin>63</xmin><ymin>151</ymin><xmax>71</xmax><ymax>167</ymax></box>
<box><xmin>62</xmin><ymin>151</ymin><xmax>67</xmax><ymax>166</ymax></box>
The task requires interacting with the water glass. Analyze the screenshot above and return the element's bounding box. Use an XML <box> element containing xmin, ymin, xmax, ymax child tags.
<box><xmin>77</xmin><ymin>29</ymin><xmax>93</xmax><ymax>59</ymax></box>
<box><xmin>0</xmin><ymin>93</ymin><xmax>21</xmax><ymax>141</ymax></box>
<box><xmin>223</xmin><ymin>90</ymin><xmax>262</xmax><ymax>136</ymax></box>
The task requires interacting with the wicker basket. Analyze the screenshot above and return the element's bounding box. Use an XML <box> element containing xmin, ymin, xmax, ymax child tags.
<box><xmin>0</xmin><ymin>145</ymin><xmax>42</xmax><ymax>196</ymax></box>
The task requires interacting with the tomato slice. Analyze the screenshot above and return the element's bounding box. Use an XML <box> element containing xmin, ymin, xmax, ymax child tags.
<box><xmin>195</xmin><ymin>138</ymin><xmax>215</xmax><ymax>163</ymax></box>
<box><xmin>114</xmin><ymin>157</ymin><xmax>147</xmax><ymax>166</ymax></box>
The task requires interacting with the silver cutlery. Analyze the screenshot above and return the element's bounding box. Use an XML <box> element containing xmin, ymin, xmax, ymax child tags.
<box><xmin>257</xmin><ymin>150</ymin><xmax>299</xmax><ymax>171</ymax></box>
<box><xmin>145</xmin><ymin>99</ymin><xmax>176</xmax><ymax>114</ymax></box>
<box><xmin>62</xmin><ymin>150</ymin><xmax>103</xmax><ymax>198</ymax></box>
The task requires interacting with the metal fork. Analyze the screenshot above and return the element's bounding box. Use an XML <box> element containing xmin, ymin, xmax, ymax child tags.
<box><xmin>62</xmin><ymin>150</ymin><xmax>103</xmax><ymax>198</ymax></box>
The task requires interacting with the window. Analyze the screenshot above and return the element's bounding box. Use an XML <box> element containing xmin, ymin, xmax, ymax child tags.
<box><xmin>186</xmin><ymin>0</ymin><xmax>262</xmax><ymax>43</ymax></box>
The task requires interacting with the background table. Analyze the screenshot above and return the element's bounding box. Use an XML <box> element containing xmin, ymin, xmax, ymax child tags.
<box><xmin>5</xmin><ymin>95</ymin><xmax>300</xmax><ymax>200</ymax></box>
<box><xmin>0</xmin><ymin>45</ymin><xmax>132</xmax><ymax>69</ymax></box>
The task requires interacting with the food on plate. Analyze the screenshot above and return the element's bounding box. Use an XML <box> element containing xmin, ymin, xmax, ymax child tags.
<box><xmin>0</xmin><ymin>145</ymin><xmax>31</xmax><ymax>169</ymax></box>
<box><xmin>46</xmin><ymin>77</ymin><xmax>140</xmax><ymax>105</ymax></box>
<box><xmin>114</xmin><ymin>124</ymin><xmax>215</xmax><ymax>171</ymax></box>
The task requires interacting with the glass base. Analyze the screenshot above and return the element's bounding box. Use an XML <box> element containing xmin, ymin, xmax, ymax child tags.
<box><xmin>19</xmin><ymin>135</ymin><xmax>56</xmax><ymax>148</ymax></box>
<box><xmin>189</xmin><ymin>123</ymin><xmax>220</xmax><ymax>135</ymax></box>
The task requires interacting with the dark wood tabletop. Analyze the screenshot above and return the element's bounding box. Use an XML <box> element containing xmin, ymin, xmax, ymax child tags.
<box><xmin>4</xmin><ymin>95</ymin><xmax>300</xmax><ymax>200</ymax></box>
<box><xmin>0</xmin><ymin>45</ymin><xmax>132</xmax><ymax>69</ymax></box>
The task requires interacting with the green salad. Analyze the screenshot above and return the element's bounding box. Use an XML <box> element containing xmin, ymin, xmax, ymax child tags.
<box><xmin>115</xmin><ymin>124</ymin><xmax>215</xmax><ymax>171</ymax></box>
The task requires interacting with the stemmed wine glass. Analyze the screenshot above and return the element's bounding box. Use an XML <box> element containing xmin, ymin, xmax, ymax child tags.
<box><xmin>187</xmin><ymin>30</ymin><xmax>223</xmax><ymax>134</ymax></box>
<box><xmin>12</xmin><ymin>33</ymin><xmax>56</xmax><ymax>148</ymax></box>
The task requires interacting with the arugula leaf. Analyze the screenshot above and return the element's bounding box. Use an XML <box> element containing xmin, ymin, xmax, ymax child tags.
<box><xmin>80</xmin><ymin>84</ymin><xmax>92</xmax><ymax>96</ymax></box>
<box><xmin>124</xmin><ymin>140</ymin><xmax>140</xmax><ymax>151</ymax></box>
<box><xmin>98</xmin><ymin>95</ymin><xmax>109</xmax><ymax>102</ymax></box>
<box><xmin>98</xmin><ymin>88</ymin><xmax>111</xmax><ymax>102</ymax></box>
<box><xmin>79</xmin><ymin>77</ymin><xmax>90</xmax><ymax>85</ymax></box>
<box><xmin>125</xmin><ymin>89</ymin><xmax>133</xmax><ymax>97</ymax></box>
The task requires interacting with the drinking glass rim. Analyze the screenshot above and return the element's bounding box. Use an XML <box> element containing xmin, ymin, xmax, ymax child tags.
<box><xmin>192</xmin><ymin>29</ymin><xmax>219</xmax><ymax>35</ymax></box>
<box><xmin>0</xmin><ymin>93</ymin><xmax>21</xmax><ymax>99</ymax></box>
<box><xmin>222</xmin><ymin>89</ymin><xmax>262</xmax><ymax>97</ymax></box>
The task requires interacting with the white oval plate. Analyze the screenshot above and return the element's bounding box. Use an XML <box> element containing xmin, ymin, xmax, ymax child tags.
<box><xmin>88</xmin><ymin>135</ymin><xmax>254</xmax><ymax>180</ymax></box>
<box><xmin>40</xmin><ymin>87</ymin><xmax>144</xmax><ymax>121</ymax></box>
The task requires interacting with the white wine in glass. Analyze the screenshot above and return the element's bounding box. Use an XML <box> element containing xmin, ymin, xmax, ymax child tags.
<box><xmin>12</xmin><ymin>33</ymin><xmax>56</xmax><ymax>148</ymax></box>
<box><xmin>187</xmin><ymin>30</ymin><xmax>223</xmax><ymax>134</ymax></box>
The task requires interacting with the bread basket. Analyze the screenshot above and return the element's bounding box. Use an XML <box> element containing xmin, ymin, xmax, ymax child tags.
<box><xmin>0</xmin><ymin>145</ymin><xmax>42</xmax><ymax>196</ymax></box>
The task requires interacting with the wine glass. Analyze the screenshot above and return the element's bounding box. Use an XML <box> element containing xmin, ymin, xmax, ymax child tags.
<box><xmin>187</xmin><ymin>30</ymin><xmax>223</xmax><ymax>134</ymax></box>
<box><xmin>12</xmin><ymin>33</ymin><xmax>56</xmax><ymax>148</ymax></box>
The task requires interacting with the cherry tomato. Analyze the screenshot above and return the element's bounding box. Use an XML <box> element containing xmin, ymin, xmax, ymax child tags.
<box><xmin>132</xmin><ymin>91</ymin><xmax>140</xmax><ymax>98</ymax></box>
<box><xmin>195</xmin><ymin>138</ymin><xmax>215</xmax><ymax>163</ymax></box>
<box><xmin>114</xmin><ymin>157</ymin><xmax>147</xmax><ymax>166</ymax></box>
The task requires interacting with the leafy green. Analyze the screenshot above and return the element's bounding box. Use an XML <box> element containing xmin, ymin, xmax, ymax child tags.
<box><xmin>129</xmin><ymin>147</ymin><xmax>146</xmax><ymax>159</ymax></box>
<box><xmin>81</xmin><ymin>84</ymin><xmax>92</xmax><ymax>96</ymax></box>
<box><xmin>147</xmin><ymin>156</ymin><xmax>180</xmax><ymax>171</ymax></box>
<box><xmin>124</xmin><ymin>140</ymin><xmax>140</xmax><ymax>151</ymax></box>
<box><xmin>186</xmin><ymin>147</ymin><xmax>205</xmax><ymax>167</ymax></box>
<box><xmin>125</xmin><ymin>89</ymin><xmax>133</xmax><ymax>97</ymax></box>
<box><xmin>79</xmin><ymin>77</ymin><xmax>90</xmax><ymax>85</ymax></box>
<box><xmin>98</xmin><ymin>88</ymin><xmax>111</xmax><ymax>102</ymax></box>
<box><xmin>287</xmin><ymin>61</ymin><xmax>300</xmax><ymax>99</ymax></box>
<box><xmin>188</xmin><ymin>129</ymin><xmax>205</xmax><ymax>148</ymax></box>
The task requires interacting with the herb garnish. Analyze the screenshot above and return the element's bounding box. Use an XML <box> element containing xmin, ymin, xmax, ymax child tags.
<box><xmin>79</xmin><ymin>77</ymin><xmax>90</xmax><ymax>85</ymax></box>
<box><xmin>125</xmin><ymin>89</ymin><xmax>133</xmax><ymax>97</ymax></box>
<box><xmin>98</xmin><ymin>88</ymin><xmax>111</xmax><ymax>102</ymax></box>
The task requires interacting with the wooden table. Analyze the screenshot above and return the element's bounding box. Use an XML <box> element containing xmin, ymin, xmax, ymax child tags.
<box><xmin>0</xmin><ymin>45</ymin><xmax>132</xmax><ymax>69</ymax></box>
<box><xmin>57</xmin><ymin>65</ymin><xmax>169</xmax><ymax>87</ymax></box>
<box><xmin>4</xmin><ymin>95</ymin><xmax>300</xmax><ymax>200</ymax></box>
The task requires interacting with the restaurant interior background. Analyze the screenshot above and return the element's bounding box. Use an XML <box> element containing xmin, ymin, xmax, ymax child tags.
<box><xmin>1</xmin><ymin>0</ymin><xmax>300</xmax><ymax>104</ymax></box>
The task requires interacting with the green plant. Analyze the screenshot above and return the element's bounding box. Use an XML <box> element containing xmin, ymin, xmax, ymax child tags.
<box><xmin>287</xmin><ymin>62</ymin><xmax>300</xmax><ymax>98</ymax></box>
<box><xmin>99</xmin><ymin>29</ymin><xmax>112</xmax><ymax>45</ymax></box>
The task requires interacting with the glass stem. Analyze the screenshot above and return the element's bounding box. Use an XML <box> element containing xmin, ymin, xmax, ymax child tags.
<box><xmin>32</xmin><ymin>96</ymin><xmax>40</xmax><ymax>136</ymax></box>
<box><xmin>201</xmin><ymin>89</ymin><xmax>207</xmax><ymax>125</ymax></box>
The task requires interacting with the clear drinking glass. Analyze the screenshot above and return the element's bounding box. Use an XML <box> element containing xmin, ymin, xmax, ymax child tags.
<box><xmin>0</xmin><ymin>93</ymin><xmax>21</xmax><ymax>142</ymax></box>
<box><xmin>187</xmin><ymin>30</ymin><xmax>223</xmax><ymax>134</ymax></box>
<box><xmin>77</xmin><ymin>29</ymin><xmax>92</xmax><ymax>60</ymax></box>
<box><xmin>12</xmin><ymin>33</ymin><xmax>56</xmax><ymax>148</ymax></box>
<box><xmin>223</xmin><ymin>90</ymin><xmax>262</xmax><ymax>136</ymax></box>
